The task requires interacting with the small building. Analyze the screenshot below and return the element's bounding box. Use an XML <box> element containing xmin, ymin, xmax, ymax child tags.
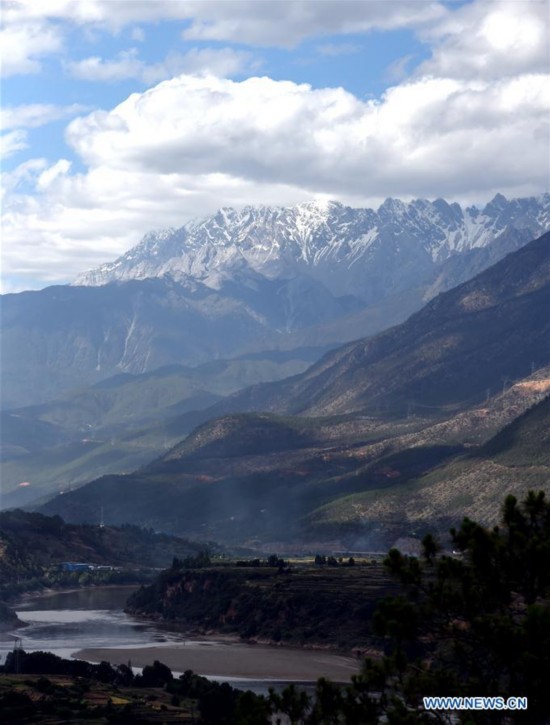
<box><xmin>59</xmin><ymin>562</ymin><xmax>94</xmax><ymax>572</ymax></box>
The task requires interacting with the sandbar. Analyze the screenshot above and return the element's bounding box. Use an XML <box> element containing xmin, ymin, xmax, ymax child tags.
<box><xmin>74</xmin><ymin>642</ymin><xmax>360</xmax><ymax>681</ymax></box>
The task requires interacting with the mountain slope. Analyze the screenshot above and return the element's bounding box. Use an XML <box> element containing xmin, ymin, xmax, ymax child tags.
<box><xmin>39</xmin><ymin>371</ymin><xmax>550</xmax><ymax>546</ymax></box>
<box><xmin>1</xmin><ymin>273</ymin><xmax>353</xmax><ymax>408</ymax></box>
<box><xmin>306</xmin><ymin>394</ymin><xmax>550</xmax><ymax>543</ymax></box>
<box><xmin>1</xmin><ymin>350</ymin><xmax>327</xmax><ymax>509</ymax></box>
<box><xmin>204</xmin><ymin>230</ymin><xmax>550</xmax><ymax>418</ymax></box>
<box><xmin>0</xmin><ymin>509</ymin><xmax>205</xmax><ymax>586</ymax></box>
<box><xmin>476</xmin><ymin>392</ymin><xmax>550</xmax><ymax>466</ymax></box>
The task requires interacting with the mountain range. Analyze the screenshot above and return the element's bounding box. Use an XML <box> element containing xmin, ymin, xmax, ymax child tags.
<box><xmin>76</xmin><ymin>195</ymin><xmax>550</xmax><ymax>302</ymax></box>
<box><xmin>38</xmin><ymin>231</ymin><xmax>550</xmax><ymax>547</ymax></box>
<box><xmin>2</xmin><ymin>194</ymin><xmax>549</xmax><ymax>410</ymax></box>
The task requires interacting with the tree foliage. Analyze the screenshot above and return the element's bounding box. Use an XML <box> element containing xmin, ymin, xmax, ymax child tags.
<box><xmin>271</xmin><ymin>490</ymin><xmax>550</xmax><ymax>723</ymax></box>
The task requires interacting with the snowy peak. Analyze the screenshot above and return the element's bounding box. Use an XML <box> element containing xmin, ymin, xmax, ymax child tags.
<box><xmin>75</xmin><ymin>194</ymin><xmax>550</xmax><ymax>300</ymax></box>
<box><xmin>75</xmin><ymin>226</ymin><xmax>189</xmax><ymax>287</ymax></box>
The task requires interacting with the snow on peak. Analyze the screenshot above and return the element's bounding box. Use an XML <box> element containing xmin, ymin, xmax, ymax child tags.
<box><xmin>74</xmin><ymin>194</ymin><xmax>550</xmax><ymax>293</ymax></box>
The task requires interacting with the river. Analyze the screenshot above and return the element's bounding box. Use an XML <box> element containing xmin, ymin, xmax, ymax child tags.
<box><xmin>0</xmin><ymin>586</ymin><xmax>171</xmax><ymax>661</ymax></box>
<box><xmin>0</xmin><ymin>586</ymin><xmax>359</xmax><ymax>694</ymax></box>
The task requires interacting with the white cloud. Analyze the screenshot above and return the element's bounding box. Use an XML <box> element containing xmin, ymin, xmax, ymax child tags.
<box><xmin>420</xmin><ymin>0</ymin><xmax>549</xmax><ymax>80</ymax></box>
<box><xmin>179</xmin><ymin>1</ymin><xmax>445</xmax><ymax>47</ymax></box>
<box><xmin>2</xmin><ymin>68</ymin><xmax>548</xmax><ymax>289</ymax></box>
<box><xmin>5</xmin><ymin>0</ymin><xmax>545</xmax><ymax>86</ymax></box>
<box><xmin>0</xmin><ymin>129</ymin><xmax>28</xmax><ymax>159</ymax></box>
<box><xmin>36</xmin><ymin>159</ymin><xmax>72</xmax><ymax>190</ymax></box>
<box><xmin>2</xmin><ymin>0</ymin><xmax>107</xmax><ymax>26</ymax></box>
<box><xmin>385</xmin><ymin>54</ymin><xmax>415</xmax><ymax>82</ymax></box>
<box><xmin>0</xmin><ymin>0</ymin><xmax>445</xmax><ymax>87</ymax></box>
<box><xmin>62</xmin><ymin>73</ymin><xmax>550</xmax><ymax>196</ymax></box>
<box><xmin>1</xmin><ymin>158</ymin><xmax>48</xmax><ymax>196</ymax></box>
<box><xmin>1</xmin><ymin>1</ymin><xmax>549</xmax><ymax>291</ymax></box>
<box><xmin>0</xmin><ymin>104</ymin><xmax>90</xmax><ymax>162</ymax></box>
<box><xmin>4</xmin><ymin>1</ymin><xmax>446</xmax><ymax>54</ymax></box>
<box><xmin>0</xmin><ymin>103</ymin><xmax>88</xmax><ymax>131</ymax></box>
<box><xmin>67</xmin><ymin>47</ymin><xmax>258</xmax><ymax>83</ymax></box>
<box><xmin>0</xmin><ymin>19</ymin><xmax>62</xmax><ymax>76</ymax></box>
<box><xmin>66</xmin><ymin>48</ymin><xmax>144</xmax><ymax>83</ymax></box>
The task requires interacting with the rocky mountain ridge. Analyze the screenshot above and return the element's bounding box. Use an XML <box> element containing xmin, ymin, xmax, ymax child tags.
<box><xmin>76</xmin><ymin>194</ymin><xmax>550</xmax><ymax>304</ymax></box>
<box><xmin>3</xmin><ymin>194</ymin><xmax>548</xmax><ymax>411</ymax></box>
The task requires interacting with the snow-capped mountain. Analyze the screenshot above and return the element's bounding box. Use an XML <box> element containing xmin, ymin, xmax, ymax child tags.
<box><xmin>76</xmin><ymin>194</ymin><xmax>550</xmax><ymax>304</ymax></box>
<box><xmin>4</xmin><ymin>194</ymin><xmax>549</xmax><ymax>410</ymax></box>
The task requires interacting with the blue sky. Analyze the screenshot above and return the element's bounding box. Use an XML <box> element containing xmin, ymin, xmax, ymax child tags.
<box><xmin>1</xmin><ymin>0</ymin><xmax>549</xmax><ymax>292</ymax></box>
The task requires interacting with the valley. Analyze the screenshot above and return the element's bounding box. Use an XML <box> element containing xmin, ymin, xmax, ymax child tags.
<box><xmin>2</xmin><ymin>5</ymin><xmax>549</xmax><ymax>718</ymax></box>
<box><xmin>2</xmin><ymin>198</ymin><xmax>549</xmax><ymax>548</ymax></box>
<box><xmin>1</xmin><ymin>198</ymin><xmax>549</xmax><ymax>723</ymax></box>
<box><xmin>27</xmin><ymin>229</ymin><xmax>549</xmax><ymax>548</ymax></box>
<box><xmin>1</xmin><ymin>348</ymin><xmax>328</xmax><ymax>508</ymax></box>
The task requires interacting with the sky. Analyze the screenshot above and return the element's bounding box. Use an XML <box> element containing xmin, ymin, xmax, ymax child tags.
<box><xmin>1</xmin><ymin>0</ymin><xmax>549</xmax><ymax>293</ymax></box>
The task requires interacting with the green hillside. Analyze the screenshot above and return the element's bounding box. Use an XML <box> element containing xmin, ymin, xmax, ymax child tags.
<box><xmin>306</xmin><ymin>395</ymin><xmax>550</xmax><ymax>541</ymax></box>
<box><xmin>40</xmin><ymin>376</ymin><xmax>550</xmax><ymax>547</ymax></box>
<box><xmin>477</xmin><ymin>394</ymin><xmax>550</xmax><ymax>465</ymax></box>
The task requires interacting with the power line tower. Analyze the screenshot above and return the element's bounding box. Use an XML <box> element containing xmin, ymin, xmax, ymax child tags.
<box><xmin>12</xmin><ymin>636</ymin><xmax>23</xmax><ymax>674</ymax></box>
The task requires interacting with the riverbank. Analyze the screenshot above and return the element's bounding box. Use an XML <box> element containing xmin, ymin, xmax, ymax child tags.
<box><xmin>126</xmin><ymin>563</ymin><xmax>397</xmax><ymax>652</ymax></box>
<box><xmin>75</xmin><ymin>642</ymin><xmax>360</xmax><ymax>681</ymax></box>
<box><xmin>7</xmin><ymin>584</ymin><xmax>362</xmax><ymax>682</ymax></box>
<box><xmin>15</xmin><ymin>583</ymin><xmax>140</xmax><ymax>608</ymax></box>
